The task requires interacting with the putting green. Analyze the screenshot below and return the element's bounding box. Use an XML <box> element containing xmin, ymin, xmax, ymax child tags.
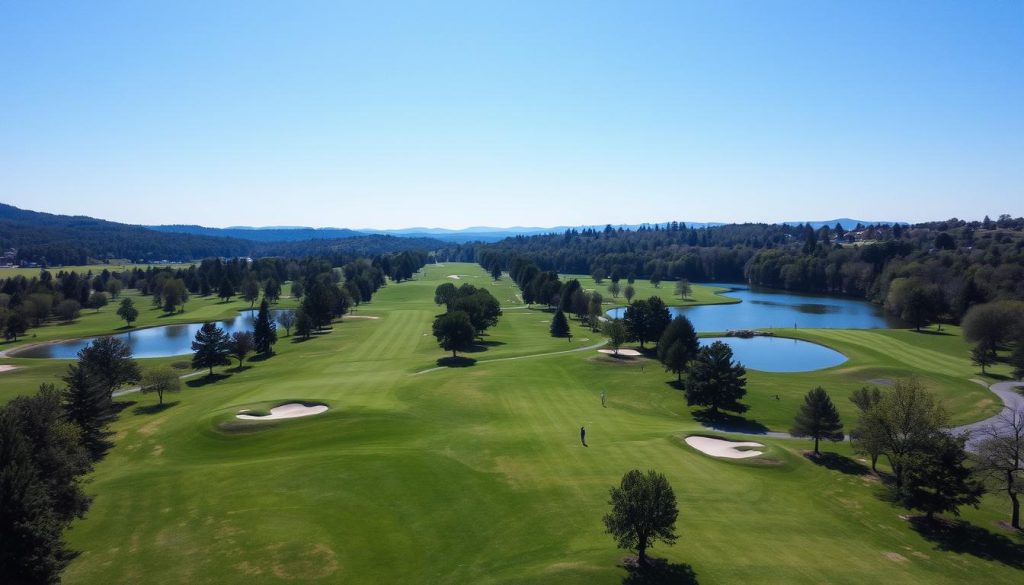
<box><xmin>0</xmin><ymin>263</ymin><xmax>1019</xmax><ymax>584</ymax></box>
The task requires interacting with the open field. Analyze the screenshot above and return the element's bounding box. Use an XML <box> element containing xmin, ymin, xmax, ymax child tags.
<box><xmin>0</xmin><ymin>262</ymin><xmax>194</xmax><ymax>279</ymax></box>
<box><xmin>0</xmin><ymin>263</ymin><xmax>1020</xmax><ymax>584</ymax></box>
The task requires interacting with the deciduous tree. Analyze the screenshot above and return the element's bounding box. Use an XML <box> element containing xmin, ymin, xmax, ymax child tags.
<box><xmin>140</xmin><ymin>367</ymin><xmax>181</xmax><ymax>405</ymax></box>
<box><xmin>603</xmin><ymin>469</ymin><xmax>678</xmax><ymax>566</ymax></box>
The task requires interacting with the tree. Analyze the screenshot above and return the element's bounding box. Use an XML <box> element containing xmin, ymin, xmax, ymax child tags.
<box><xmin>867</xmin><ymin>378</ymin><xmax>947</xmax><ymax>491</ymax></box>
<box><xmin>962</xmin><ymin>300</ymin><xmax>1024</xmax><ymax>349</ymax></box>
<box><xmin>55</xmin><ymin>299</ymin><xmax>81</xmax><ymax>322</ymax></box>
<box><xmin>140</xmin><ymin>367</ymin><xmax>181</xmax><ymax>405</ymax></box>
<box><xmin>608</xmin><ymin>281</ymin><xmax>621</xmax><ymax>299</ymax></box>
<box><xmin>263</xmin><ymin>278</ymin><xmax>281</xmax><ymax>304</ymax></box>
<box><xmin>886</xmin><ymin>278</ymin><xmax>943</xmax><ymax>331</ymax></box>
<box><xmin>790</xmin><ymin>387</ymin><xmax>845</xmax><ymax>455</ymax></box>
<box><xmin>290</xmin><ymin>280</ymin><xmax>304</xmax><ymax>299</ymax></box>
<box><xmin>624</xmin><ymin>285</ymin><xmax>636</xmax><ymax>304</ymax></box>
<box><xmin>490</xmin><ymin>265</ymin><xmax>502</xmax><ymax>281</ymax></box>
<box><xmin>302</xmin><ymin>280</ymin><xmax>336</xmax><ymax>330</ymax></box>
<box><xmin>849</xmin><ymin>386</ymin><xmax>884</xmax><ymax>471</ymax></box>
<box><xmin>675</xmin><ymin>279</ymin><xmax>692</xmax><ymax>300</ymax></box>
<box><xmin>105</xmin><ymin>278</ymin><xmax>123</xmax><ymax>298</ymax></box>
<box><xmin>277</xmin><ymin>309</ymin><xmax>296</xmax><ymax>337</ymax></box>
<box><xmin>0</xmin><ymin>406</ymin><xmax>77</xmax><ymax>584</ymax></box>
<box><xmin>603</xmin><ymin>319</ymin><xmax>627</xmax><ymax>355</ymax></box>
<box><xmin>241</xmin><ymin>277</ymin><xmax>260</xmax><ymax>309</ymax></box>
<box><xmin>116</xmin><ymin>298</ymin><xmax>139</xmax><ymax>327</ymax></box>
<box><xmin>432</xmin><ymin>311</ymin><xmax>476</xmax><ymax>358</ymax></box>
<box><xmin>161</xmin><ymin>278</ymin><xmax>188</xmax><ymax>313</ymax></box>
<box><xmin>218</xmin><ymin>277</ymin><xmax>235</xmax><ymax>302</ymax></box>
<box><xmin>603</xmin><ymin>469</ymin><xmax>678</xmax><ymax>566</ymax></box>
<box><xmin>4</xmin><ymin>311</ymin><xmax>29</xmax><ymax>341</ymax></box>
<box><xmin>974</xmin><ymin>408</ymin><xmax>1024</xmax><ymax>529</ymax></box>
<box><xmin>1011</xmin><ymin>342</ymin><xmax>1024</xmax><ymax>380</ymax></box>
<box><xmin>591</xmin><ymin>267</ymin><xmax>607</xmax><ymax>283</ymax></box>
<box><xmin>77</xmin><ymin>336</ymin><xmax>140</xmax><ymax>395</ymax></box>
<box><xmin>684</xmin><ymin>341</ymin><xmax>747</xmax><ymax>414</ymax></box>
<box><xmin>657</xmin><ymin>316</ymin><xmax>699</xmax><ymax>383</ymax></box>
<box><xmin>970</xmin><ymin>342</ymin><xmax>997</xmax><ymax>374</ymax></box>
<box><xmin>294</xmin><ymin>309</ymin><xmax>314</xmax><ymax>340</ymax></box>
<box><xmin>228</xmin><ymin>331</ymin><xmax>255</xmax><ymax>369</ymax></box>
<box><xmin>252</xmin><ymin>299</ymin><xmax>277</xmax><ymax>356</ymax></box>
<box><xmin>550</xmin><ymin>309</ymin><xmax>571</xmax><ymax>339</ymax></box>
<box><xmin>623</xmin><ymin>297</ymin><xmax>672</xmax><ymax>349</ymax></box>
<box><xmin>899</xmin><ymin>433</ymin><xmax>983</xmax><ymax>520</ymax></box>
<box><xmin>87</xmin><ymin>292</ymin><xmax>108</xmax><ymax>312</ymax></box>
<box><xmin>191</xmin><ymin>323</ymin><xmax>231</xmax><ymax>376</ymax></box>
<box><xmin>450</xmin><ymin>287</ymin><xmax>502</xmax><ymax>336</ymax></box>
<box><xmin>62</xmin><ymin>363</ymin><xmax>116</xmax><ymax>460</ymax></box>
<box><xmin>434</xmin><ymin>283</ymin><xmax>458</xmax><ymax>309</ymax></box>
<box><xmin>649</xmin><ymin>273</ymin><xmax>662</xmax><ymax>289</ymax></box>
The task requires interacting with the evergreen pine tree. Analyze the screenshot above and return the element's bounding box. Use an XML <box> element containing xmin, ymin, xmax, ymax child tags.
<box><xmin>550</xmin><ymin>309</ymin><xmax>571</xmax><ymax>338</ymax></box>
<box><xmin>790</xmin><ymin>387</ymin><xmax>845</xmax><ymax>454</ymax></box>
<box><xmin>191</xmin><ymin>323</ymin><xmax>231</xmax><ymax>376</ymax></box>
<box><xmin>252</xmin><ymin>299</ymin><xmax>278</xmax><ymax>356</ymax></box>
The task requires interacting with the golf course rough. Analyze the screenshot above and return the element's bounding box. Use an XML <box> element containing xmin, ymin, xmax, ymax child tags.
<box><xmin>0</xmin><ymin>263</ymin><xmax>1019</xmax><ymax>584</ymax></box>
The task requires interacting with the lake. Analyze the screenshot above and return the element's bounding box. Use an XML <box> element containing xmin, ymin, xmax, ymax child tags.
<box><xmin>607</xmin><ymin>284</ymin><xmax>899</xmax><ymax>331</ymax></box>
<box><xmin>13</xmin><ymin>309</ymin><xmax>289</xmax><ymax>359</ymax></box>
<box><xmin>700</xmin><ymin>336</ymin><xmax>848</xmax><ymax>372</ymax></box>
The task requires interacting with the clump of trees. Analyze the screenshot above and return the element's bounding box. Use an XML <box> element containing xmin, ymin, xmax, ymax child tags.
<box><xmin>432</xmin><ymin>311</ymin><xmax>476</xmax><ymax>358</ymax></box>
<box><xmin>1</xmin><ymin>336</ymin><xmax>141</xmax><ymax>583</ymax></box>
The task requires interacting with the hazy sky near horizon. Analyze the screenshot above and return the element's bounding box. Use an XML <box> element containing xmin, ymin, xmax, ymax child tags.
<box><xmin>1</xmin><ymin>1</ymin><xmax>1021</xmax><ymax>229</ymax></box>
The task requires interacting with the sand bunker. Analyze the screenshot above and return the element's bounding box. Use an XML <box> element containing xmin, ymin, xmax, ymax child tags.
<box><xmin>685</xmin><ymin>436</ymin><xmax>765</xmax><ymax>459</ymax></box>
<box><xmin>236</xmin><ymin>403</ymin><xmax>328</xmax><ymax>420</ymax></box>
<box><xmin>598</xmin><ymin>349</ymin><xmax>642</xmax><ymax>357</ymax></box>
<box><xmin>447</xmin><ymin>275</ymin><xmax>461</xmax><ymax>279</ymax></box>
<box><xmin>343</xmin><ymin>315</ymin><xmax>380</xmax><ymax>320</ymax></box>
<box><xmin>0</xmin><ymin>365</ymin><xmax>17</xmax><ymax>373</ymax></box>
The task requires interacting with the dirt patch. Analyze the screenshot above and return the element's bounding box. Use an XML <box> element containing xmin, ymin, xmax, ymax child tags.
<box><xmin>267</xmin><ymin>543</ymin><xmax>338</xmax><ymax>580</ymax></box>
<box><xmin>882</xmin><ymin>551</ymin><xmax>909</xmax><ymax>563</ymax></box>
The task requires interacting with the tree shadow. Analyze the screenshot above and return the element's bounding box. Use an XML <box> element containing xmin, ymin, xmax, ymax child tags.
<box><xmin>982</xmin><ymin>372</ymin><xmax>1012</xmax><ymax>381</ymax></box>
<box><xmin>465</xmin><ymin>340</ymin><xmax>506</xmax><ymax>353</ymax></box>
<box><xmin>230</xmin><ymin>365</ymin><xmax>254</xmax><ymax>373</ymax></box>
<box><xmin>911</xmin><ymin>329</ymin><xmax>952</xmax><ymax>336</ymax></box>
<box><xmin>133</xmin><ymin>401</ymin><xmax>180</xmax><ymax>415</ymax></box>
<box><xmin>111</xmin><ymin>400</ymin><xmax>138</xmax><ymax>413</ymax></box>
<box><xmin>805</xmin><ymin>452</ymin><xmax>869</xmax><ymax>476</ymax></box>
<box><xmin>436</xmin><ymin>356</ymin><xmax>477</xmax><ymax>368</ymax></box>
<box><xmin>909</xmin><ymin>517</ymin><xmax>1024</xmax><ymax>570</ymax></box>
<box><xmin>248</xmin><ymin>353</ymin><xmax>274</xmax><ymax>362</ymax></box>
<box><xmin>620</xmin><ymin>558</ymin><xmax>699</xmax><ymax>585</ymax></box>
<box><xmin>186</xmin><ymin>373</ymin><xmax>231</xmax><ymax>388</ymax></box>
<box><xmin>692</xmin><ymin>410</ymin><xmax>768</xmax><ymax>434</ymax></box>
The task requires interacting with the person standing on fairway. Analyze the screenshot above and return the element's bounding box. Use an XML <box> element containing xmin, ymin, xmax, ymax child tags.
<box><xmin>580</xmin><ymin>426</ymin><xmax>587</xmax><ymax>447</ymax></box>
<box><xmin>600</xmin><ymin>389</ymin><xmax>606</xmax><ymax>407</ymax></box>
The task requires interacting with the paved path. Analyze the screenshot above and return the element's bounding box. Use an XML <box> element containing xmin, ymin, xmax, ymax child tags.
<box><xmin>950</xmin><ymin>381</ymin><xmax>1024</xmax><ymax>452</ymax></box>
<box><xmin>112</xmin><ymin>371</ymin><xmax>204</xmax><ymax>397</ymax></box>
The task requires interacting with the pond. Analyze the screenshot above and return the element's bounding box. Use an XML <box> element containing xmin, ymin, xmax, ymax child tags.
<box><xmin>700</xmin><ymin>336</ymin><xmax>848</xmax><ymax>373</ymax></box>
<box><xmin>607</xmin><ymin>284</ymin><xmax>900</xmax><ymax>331</ymax></box>
<box><xmin>13</xmin><ymin>309</ymin><xmax>289</xmax><ymax>359</ymax></box>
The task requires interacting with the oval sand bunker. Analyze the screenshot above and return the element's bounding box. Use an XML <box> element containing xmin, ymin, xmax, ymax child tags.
<box><xmin>237</xmin><ymin>403</ymin><xmax>328</xmax><ymax>420</ymax></box>
<box><xmin>685</xmin><ymin>436</ymin><xmax>765</xmax><ymax>459</ymax></box>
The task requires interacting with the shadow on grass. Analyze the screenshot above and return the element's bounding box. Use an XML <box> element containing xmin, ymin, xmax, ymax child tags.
<box><xmin>909</xmin><ymin>516</ymin><xmax>1024</xmax><ymax>569</ymax></box>
<box><xmin>465</xmin><ymin>339</ymin><xmax>506</xmax><ymax>353</ymax></box>
<box><xmin>230</xmin><ymin>365</ymin><xmax>254</xmax><ymax>373</ymax></box>
<box><xmin>133</xmin><ymin>401</ymin><xmax>180</xmax><ymax>415</ymax></box>
<box><xmin>620</xmin><ymin>558</ymin><xmax>699</xmax><ymax>585</ymax></box>
<box><xmin>248</xmin><ymin>353</ymin><xmax>274</xmax><ymax>363</ymax></box>
<box><xmin>112</xmin><ymin>400</ymin><xmax>138</xmax><ymax>413</ymax></box>
<box><xmin>186</xmin><ymin>373</ymin><xmax>231</xmax><ymax>388</ymax></box>
<box><xmin>910</xmin><ymin>329</ymin><xmax>953</xmax><ymax>336</ymax></box>
<box><xmin>437</xmin><ymin>356</ymin><xmax>477</xmax><ymax>368</ymax></box>
<box><xmin>982</xmin><ymin>372</ymin><xmax>1012</xmax><ymax>381</ymax></box>
<box><xmin>692</xmin><ymin>410</ymin><xmax>768</xmax><ymax>435</ymax></box>
<box><xmin>805</xmin><ymin>452</ymin><xmax>870</xmax><ymax>475</ymax></box>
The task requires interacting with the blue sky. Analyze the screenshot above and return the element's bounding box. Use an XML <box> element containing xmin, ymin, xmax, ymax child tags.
<box><xmin>1</xmin><ymin>1</ymin><xmax>1021</xmax><ymax>228</ymax></box>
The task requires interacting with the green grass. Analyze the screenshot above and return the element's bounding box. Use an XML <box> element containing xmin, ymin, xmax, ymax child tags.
<box><xmin>0</xmin><ymin>262</ymin><xmax>193</xmax><ymax>279</ymax></box>
<box><xmin>0</xmin><ymin>263</ymin><xmax>1020</xmax><ymax>584</ymax></box>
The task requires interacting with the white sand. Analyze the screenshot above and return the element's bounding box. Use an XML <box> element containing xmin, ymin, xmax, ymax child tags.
<box><xmin>685</xmin><ymin>436</ymin><xmax>765</xmax><ymax>459</ymax></box>
<box><xmin>0</xmin><ymin>365</ymin><xmax>17</xmax><ymax>373</ymax></box>
<box><xmin>598</xmin><ymin>349</ymin><xmax>642</xmax><ymax>357</ymax></box>
<box><xmin>236</xmin><ymin>403</ymin><xmax>328</xmax><ymax>420</ymax></box>
<box><xmin>343</xmin><ymin>315</ymin><xmax>380</xmax><ymax>320</ymax></box>
<box><xmin>447</xmin><ymin>275</ymin><xmax>461</xmax><ymax>279</ymax></box>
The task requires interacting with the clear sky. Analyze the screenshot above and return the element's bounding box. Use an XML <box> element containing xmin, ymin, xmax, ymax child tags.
<box><xmin>1</xmin><ymin>1</ymin><xmax>1021</xmax><ymax>229</ymax></box>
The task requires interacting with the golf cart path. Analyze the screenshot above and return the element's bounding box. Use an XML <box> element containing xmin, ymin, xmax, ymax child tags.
<box><xmin>950</xmin><ymin>381</ymin><xmax>1024</xmax><ymax>451</ymax></box>
<box><xmin>413</xmin><ymin>339</ymin><xmax>608</xmax><ymax>375</ymax></box>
